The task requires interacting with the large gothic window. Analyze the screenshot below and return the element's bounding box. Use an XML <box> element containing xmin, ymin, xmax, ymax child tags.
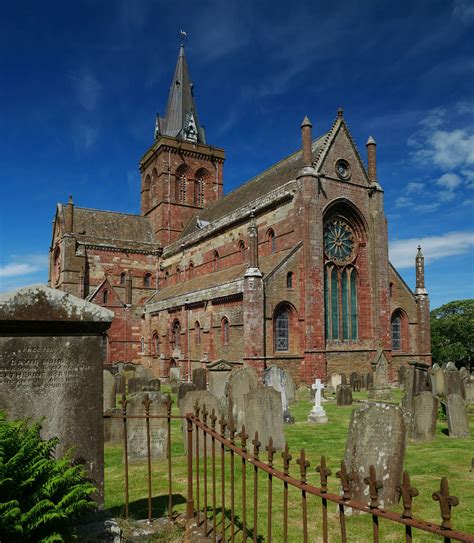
<box><xmin>172</xmin><ymin>321</ymin><xmax>181</xmax><ymax>350</ymax></box>
<box><xmin>324</xmin><ymin>217</ymin><xmax>358</xmax><ymax>341</ymax></box>
<box><xmin>391</xmin><ymin>315</ymin><xmax>401</xmax><ymax>350</ymax></box>
<box><xmin>274</xmin><ymin>307</ymin><xmax>289</xmax><ymax>351</ymax></box>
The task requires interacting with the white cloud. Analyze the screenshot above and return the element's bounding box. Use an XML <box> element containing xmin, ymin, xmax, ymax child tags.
<box><xmin>395</xmin><ymin>196</ymin><xmax>412</xmax><ymax>208</ymax></box>
<box><xmin>406</xmin><ymin>182</ymin><xmax>425</xmax><ymax>193</ymax></box>
<box><xmin>389</xmin><ymin>231</ymin><xmax>474</xmax><ymax>269</ymax></box>
<box><xmin>0</xmin><ymin>263</ymin><xmax>38</xmax><ymax>278</ymax></box>
<box><xmin>453</xmin><ymin>0</ymin><xmax>474</xmax><ymax>23</ymax></box>
<box><xmin>0</xmin><ymin>254</ymin><xmax>49</xmax><ymax>292</ymax></box>
<box><xmin>428</xmin><ymin>129</ymin><xmax>474</xmax><ymax>169</ymax></box>
<box><xmin>71</xmin><ymin>71</ymin><xmax>101</xmax><ymax>112</ymax></box>
<box><xmin>72</xmin><ymin>122</ymin><xmax>99</xmax><ymax>154</ymax></box>
<box><xmin>436</xmin><ymin>172</ymin><xmax>461</xmax><ymax>189</ymax></box>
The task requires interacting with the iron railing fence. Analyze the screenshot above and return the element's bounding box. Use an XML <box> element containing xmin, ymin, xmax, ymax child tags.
<box><xmin>104</xmin><ymin>394</ymin><xmax>474</xmax><ymax>543</ymax></box>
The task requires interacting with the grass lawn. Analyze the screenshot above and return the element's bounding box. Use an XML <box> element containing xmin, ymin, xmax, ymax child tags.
<box><xmin>105</xmin><ymin>387</ymin><xmax>474</xmax><ymax>542</ymax></box>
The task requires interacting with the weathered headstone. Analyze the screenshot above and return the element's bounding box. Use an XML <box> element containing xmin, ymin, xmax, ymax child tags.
<box><xmin>446</xmin><ymin>394</ymin><xmax>470</xmax><ymax>438</ymax></box>
<box><xmin>368</xmin><ymin>350</ymin><xmax>392</xmax><ymax>400</ymax></box>
<box><xmin>104</xmin><ymin>408</ymin><xmax>124</xmax><ymax>444</ymax></box>
<box><xmin>344</xmin><ymin>404</ymin><xmax>406</xmax><ymax>508</ymax></box>
<box><xmin>336</xmin><ymin>384</ymin><xmax>353</xmax><ymax>406</ymax></box>
<box><xmin>308</xmin><ymin>379</ymin><xmax>328</xmax><ymax>424</ymax></box>
<box><xmin>263</xmin><ymin>365</ymin><xmax>295</xmax><ymax>423</ymax></box>
<box><xmin>226</xmin><ymin>366</ymin><xmax>259</xmax><ymax>430</ymax></box>
<box><xmin>103</xmin><ymin>370</ymin><xmax>116</xmax><ymax>411</ymax></box>
<box><xmin>135</xmin><ymin>365</ymin><xmax>154</xmax><ymax>385</ymax></box>
<box><xmin>149</xmin><ymin>378</ymin><xmax>161</xmax><ymax>391</ymax></box>
<box><xmin>429</xmin><ymin>364</ymin><xmax>444</xmax><ymax>396</ymax></box>
<box><xmin>410</xmin><ymin>391</ymin><xmax>438</xmax><ymax>441</ymax></box>
<box><xmin>244</xmin><ymin>387</ymin><xmax>285</xmax><ymax>450</ymax></box>
<box><xmin>330</xmin><ymin>373</ymin><xmax>342</xmax><ymax>390</ymax></box>
<box><xmin>0</xmin><ymin>285</ymin><xmax>113</xmax><ymax>503</ymax></box>
<box><xmin>178</xmin><ymin>382</ymin><xmax>196</xmax><ymax>400</ymax></box>
<box><xmin>128</xmin><ymin>377</ymin><xmax>141</xmax><ymax>395</ymax></box>
<box><xmin>126</xmin><ymin>392</ymin><xmax>168</xmax><ymax>461</ymax></box>
<box><xmin>398</xmin><ymin>365</ymin><xmax>407</xmax><ymax>387</ymax></box>
<box><xmin>459</xmin><ymin>367</ymin><xmax>470</xmax><ymax>383</ymax></box>
<box><xmin>192</xmin><ymin>368</ymin><xmax>207</xmax><ymax>390</ymax></box>
<box><xmin>445</xmin><ymin>366</ymin><xmax>465</xmax><ymax>399</ymax></box>
<box><xmin>169</xmin><ymin>366</ymin><xmax>180</xmax><ymax>393</ymax></box>
<box><xmin>207</xmin><ymin>359</ymin><xmax>233</xmax><ymax>403</ymax></box>
<box><xmin>411</xmin><ymin>360</ymin><xmax>431</xmax><ymax>395</ymax></box>
<box><xmin>179</xmin><ymin>390</ymin><xmax>223</xmax><ymax>454</ymax></box>
<box><xmin>465</xmin><ymin>383</ymin><xmax>474</xmax><ymax>404</ymax></box>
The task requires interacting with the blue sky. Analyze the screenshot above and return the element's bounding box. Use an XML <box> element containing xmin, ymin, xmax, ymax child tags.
<box><xmin>0</xmin><ymin>0</ymin><xmax>473</xmax><ymax>309</ymax></box>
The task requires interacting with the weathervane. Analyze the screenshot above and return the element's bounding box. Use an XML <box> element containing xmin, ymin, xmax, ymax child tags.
<box><xmin>179</xmin><ymin>29</ymin><xmax>187</xmax><ymax>46</ymax></box>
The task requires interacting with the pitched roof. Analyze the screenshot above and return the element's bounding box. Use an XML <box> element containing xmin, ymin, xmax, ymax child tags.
<box><xmin>67</xmin><ymin>206</ymin><xmax>158</xmax><ymax>250</ymax></box>
<box><xmin>180</xmin><ymin>134</ymin><xmax>327</xmax><ymax>238</ymax></box>
<box><xmin>147</xmin><ymin>246</ymin><xmax>298</xmax><ymax>307</ymax></box>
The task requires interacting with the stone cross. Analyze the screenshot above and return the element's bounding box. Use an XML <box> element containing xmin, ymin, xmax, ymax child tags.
<box><xmin>308</xmin><ymin>379</ymin><xmax>328</xmax><ymax>424</ymax></box>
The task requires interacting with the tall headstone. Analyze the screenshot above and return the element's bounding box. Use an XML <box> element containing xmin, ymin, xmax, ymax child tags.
<box><xmin>411</xmin><ymin>360</ymin><xmax>431</xmax><ymax>395</ymax></box>
<box><xmin>207</xmin><ymin>359</ymin><xmax>233</xmax><ymax>403</ymax></box>
<box><xmin>263</xmin><ymin>365</ymin><xmax>295</xmax><ymax>423</ymax></box>
<box><xmin>226</xmin><ymin>366</ymin><xmax>259</xmax><ymax>430</ymax></box>
<box><xmin>445</xmin><ymin>366</ymin><xmax>465</xmax><ymax>399</ymax></box>
<box><xmin>446</xmin><ymin>394</ymin><xmax>470</xmax><ymax>438</ymax></box>
<box><xmin>244</xmin><ymin>387</ymin><xmax>285</xmax><ymax>450</ymax></box>
<box><xmin>344</xmin><ymin>404</ymin><xmax>406</xmax><ymax>508</ymax></box>
<box><xmin>429</xmin><ymin>364</ymin><xmax>445</xmax><ymax>396</ymax></box>
<box><xmin>368</xmin><ymin>350</ymin><xmax>392</xmax><ymax>400</ymax></box>
<box><xmin>465</xmin><ymin>383</ymin><xmax>474</xmax><ymax>404</ymax></box>
<box><xmin>128</xmin><ymin>377</ymin><xmax>141</xmax><ymax>395</ymax></box>
<box><xmin>179</xmin><ymin>390</ymin><xmax>223</xmax><ymax>455</ymax></box>
<box><xmin>178</xmin><ymin>382</ymin><xmax>196</xmax><ymax>400</ymax></box>
<box><xmin>410</xmin><ymin>391</ymin><xmax>438</xmax><ymax>441</ymax></box>
<box><xmin>103</xmin><ymin>370</ymin><xmax>116</xmax><ymax>411</ymax></box>
<box><xmin>336</xmin><ymin>384</ymin><xmax>353</xmax><ymax>406</ymax></box>
<box><xmin>169</xmin><ymin>366</ymin><xmax>180</xmax><ymax>393</ymax></box>
<box><xmin>192</xmin><ymin>368</ymin><xmax>207</xmax><ymax>390</ymax></box>
<box><xmin>308</xmin><ymin>379</ymin><xmax>328</xmax><ymax>424</ymax></box>
<box><xmin>104</xmin><ymin>408</ymin><xmax>124</xmax><ymax>444</ymax></box>
<box><xmin>126</xmin><ymin>392</ymin><xmax>168</xmax><ymax>461</ymax></box>
<box><xmin>0</xmin><ymin>285</ymin><xmax>113</xmax><ymax>503</ymax></box>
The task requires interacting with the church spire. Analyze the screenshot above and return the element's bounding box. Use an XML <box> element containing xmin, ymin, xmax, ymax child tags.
<box><xmin>155</xmin><ymin>41</ymin><xmax>206</xmax><ymax>144</ymax></box>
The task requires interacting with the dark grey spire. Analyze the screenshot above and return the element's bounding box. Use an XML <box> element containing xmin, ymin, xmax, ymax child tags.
<box><xmin>155</xmin><ymin>45</ymin><xmax>206</xmax><ymax>144</ymax></box>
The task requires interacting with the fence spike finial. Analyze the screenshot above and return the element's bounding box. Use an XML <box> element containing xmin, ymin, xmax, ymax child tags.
<box><xmin>364</xmin><ymin>465</ymin><xmax>383</xmax><ymax>508</ymax></box>
<box><xmin>210</xmin><ymin>408</ymin><xmax>217</xmax><ymax>430</ymax></box>
<box><xmin>240</xmin><ymin>425</ymin><xmax>249</xmax><ymax>451</ymax></box>
<box><xmin>252</xmin><ymin>431</ymin><xmax>261</xmax><ymax>458</ymax></box>
<box><xmin>201</xmin><ymin>403</ymin><xmax>208</xmax><ymax>425</ymax></box>
<box><xmin>432</xmin><ymin>477</ymin><xmax>459</xmax><ymax>530</ymax></box>
<box><xmin>266</xmin><ymin>437</ymin><xmax>276</xmax><ymax>467</ymax></box>
<box><xmin>194</xmin><ymin>400</ymin><xmax>200</xmax><ymax>419</ymax></box>
<box><xmin>164</xmin><ymin>394</ymin><xmax>173</xmax><ymax>416</ymax></box>
<box><xmin>316</xmin><ymin>455</ymin><xmax>331</xmax><ymax>493</ymax></box>
<box><xmin>396</xmin><ymin>471</ymin><xmax>419</xmax><ymax>519</ymax></box>
<box><xmin>228</xmin><ymin>417</ymin><xmax>236</xmax><ymax>443</ymax></box>
<box><xmin>336</xmin><ymin>460</ymin><xmax>354</xmax><ymax>501</ymax></box>
<box><xmin>297</xmin><ymin>449</ymin><xmax>310</xmax><ymax>483</ymax></box>
<box><xmin>282</xmin><ymin>443</ymin><xmax>292</xmax><ymax>476</ymax></box>
<box><xmin>219</xmin><ymin>413</ymin><xmax>227</xmax><ymax>436</ymax></box>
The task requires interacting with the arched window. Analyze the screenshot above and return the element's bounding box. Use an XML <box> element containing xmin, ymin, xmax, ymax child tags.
<box><xmin>103</xmin><ymin>289</ymin><xmax>109</xmax><ymax>305</ymax></box>
<box><xmin>151</xmin><ymin>168</ymin><xmax>158</xmax><ymax>205</ymax></box>
<box><xmin>188</xmin><ymin>262</ymin><xmax>194</xmax><ymax>280</ymax></box>
<box><xmin>238</xmin><ymin>240</ymin><xmax>246</xmax><ymax>261</ymax></box>
<box><xmin>267</xmin><ymin>229</ymin><xmax>276</xmax><ymax>253</ymax></box>
<box><xmin>389</xmin><ymin>282</ymin><xmax>394</xmax><ymax>298</ymax></box>
<box><xmin>140</xmin><ymin>336</ymin><xmax>145</xmax><ymax>353</ymax></box>
<box><xmin>53</xmin><ymin>246</ymin><xmax>61</xmax><ymax>284</ymax></box>
<box><xmin>152</xmin><ymin>332</ymin><xmax>159</xmax><ymax>355</ymax></box>
<box><xmin>144</xmin><ymin>273</ymin><xmax>152</xmax><ymax>288</ymax></box>
<box><xmin>274</xmin><ymin>307</ymin><xmax>289</xmax><ymax>351</ymax></box>
<box><xmin>195</xmin><ymin>321</ymin><xmax>201</xmax><ymax>345</ymax></box>
<box><xmin>176</xmin><ymin>266</ymin><xmax>181</xmax><ymax>283</ymax></box>
<box><xmin>391</xmin><ymin>310</ymin><xmax>407</xmax><ymax>351</ymax></box>
<box><xmin>142</xmin><ymin>174</ymin><xmax>151</xmax><ymax>210</ymax></box>
<box><xmin>213</xmin><ymin>250</ymin><xmax>219</xmax><ymax>272</ymax></box>
<box><xmin>172</xmin><ymin>321</ymin><xmax>181</xmax><ymax>350</ymax></box>
<box><xmin>323</xmin><ymin>215</ymin><xmax>360</xmax><ymax>341</ymax></box>
<box><xmin>221</xmin><ymin>317</ymin><xmax>230</xmax><ymax>345</ymax></box>
<box><xmin>175</xmin><ymin>166</ymin><xmax>190</xmax><ymax>203</ymax></box>
<box><xmin>120</xmin><ymin>272</ymin><xmax>126</xmax><ymax>286</ymax></box>
<box><xmin>194</xmin><ymin>168</ymin><xmax>208</xmax><ymax>206</ymax></box>
<box><xmin>286</xmin><ymin>271</ymin><xmax>293</xmax><ymax>288</ymax></box>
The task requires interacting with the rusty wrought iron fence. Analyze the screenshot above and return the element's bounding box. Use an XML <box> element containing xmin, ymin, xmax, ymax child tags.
<box><xmin>104</xmin><ymin>394</ymin><xmax>474</xmax><ymax>542</ymax></box>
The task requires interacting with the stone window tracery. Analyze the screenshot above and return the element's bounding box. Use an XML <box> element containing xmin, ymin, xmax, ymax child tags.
<box><xmin>144</xmin><ymin>273</ymin><xmax>152</xmax><ymax>288</ymax></box>
<box><xmin>221</xmin><ymin>317</ymin><xmax>230</xmax><ymax>345</ymax></box>
<box><xmin>274</xmin><ymin>306</ymin><xmax>289</xmax><ymax>351</ymax></box>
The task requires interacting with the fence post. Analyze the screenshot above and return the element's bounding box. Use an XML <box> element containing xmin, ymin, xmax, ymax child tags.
<box><xmin>186</xmin><ymin>414</ymin><xmax>195</xmax><ymax>523</ymax></box>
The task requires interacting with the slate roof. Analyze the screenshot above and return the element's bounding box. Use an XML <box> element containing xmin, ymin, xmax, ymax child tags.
<box><xmin>180</xmin><ymin>134</ymin><xmax>328</xmax><ymax>238</ymax></box>
<box><xmin>68</xmin><ymin>207</ymin><xmax>158</xmax><ymax>250</ymax></box>
<box><xmin>147</xmin><ymin>246</ymin><xmax>298</xmax><ymax>305</ymax></box>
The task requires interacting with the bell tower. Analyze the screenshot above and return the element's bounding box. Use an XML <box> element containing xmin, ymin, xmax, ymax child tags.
<box><xmin>139</xmin><ymin>42</ymin><xmax>225</xmax><ymax>246</ymax></box>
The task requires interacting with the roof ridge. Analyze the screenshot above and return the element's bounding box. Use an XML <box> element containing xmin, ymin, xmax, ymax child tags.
<box><xmin>74</xmin><ymin>206</ymin><xmax>145</xmax><ymax>218</ymax></box>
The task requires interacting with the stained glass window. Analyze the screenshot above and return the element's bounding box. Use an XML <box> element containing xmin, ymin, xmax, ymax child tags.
<box><xmin>392</xmin><ymin>315</ymin><xmax>401</xmax><ymax>350</ymax></box>
<box><xmin>275</xmin><ymin>308</ymin><xmax>289</xmax><ymax>351</ymax></box>
<box><xmin>324</xmin><ymin>219</ymin><xmax>355</xmax><ymax>264</ymax></box>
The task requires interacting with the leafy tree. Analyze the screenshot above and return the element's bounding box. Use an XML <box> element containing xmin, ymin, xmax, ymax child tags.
<box><xmin>0</xmin><ymin>412</ymin><xmax>97</xmax><ymax>542</ymax></box>
<box><xmin>430</xmin><ymin>299</ymin><xmax>474</xmax><ymax>370</ymax></box>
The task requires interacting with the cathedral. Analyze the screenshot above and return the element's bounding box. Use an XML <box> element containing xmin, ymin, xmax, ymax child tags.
<box><xmin>49</xmin><ymin>45</ymin><xmax>431</xmax><ymax>383</ymax></box>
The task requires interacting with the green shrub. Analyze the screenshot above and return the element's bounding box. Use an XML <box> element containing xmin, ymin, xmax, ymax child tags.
<box><xmin>0</xmin><ymin>411</ymin><xmax>97</xmax><ymax>542</ymax></box>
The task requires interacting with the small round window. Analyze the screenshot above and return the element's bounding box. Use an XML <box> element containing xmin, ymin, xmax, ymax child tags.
<box><xmin>335</xmin><ymin>159</ymin><xmax>350</xmax><ymax>180</ymax></box>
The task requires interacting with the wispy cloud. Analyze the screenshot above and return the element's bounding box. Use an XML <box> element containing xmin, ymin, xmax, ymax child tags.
<box><xmin>0</xmin><ymin>254</ymin><xmax>49</xmax><ymax>291</ymax></box>
<box><xmin>453</xmin><ymin>0</ymin><xmax>474</xmax><ymax>24</ymax></box>
<box><xmin>71</xmin><ymin>121</ymin><xmax>99</xmax><ymax>154</ymax></box>
<box><xmin>71</xmin><ymin>70</ymin><xmax>101</xmax><ymax>112</ymax></box>
<box><xmin>389</xmin><ymin>231</ymin><xmax>474</xmax><ymax>268</ymax></box>
<box><xmin>406</xmin><ymin>182</ymin><xmax>425</xmax><ymax>193</ymax></box>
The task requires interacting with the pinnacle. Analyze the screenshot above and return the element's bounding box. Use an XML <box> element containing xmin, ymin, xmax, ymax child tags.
<box><xmin>301</xmin><ymin>116</ymin><xmax>312</xmax><ymax>128</ymax></box>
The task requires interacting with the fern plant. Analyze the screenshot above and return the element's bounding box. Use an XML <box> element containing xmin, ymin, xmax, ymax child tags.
<box><xmin>0</xmin><ymin>411</ymin><xmax>97</xmax><ymax>542</ymax></box>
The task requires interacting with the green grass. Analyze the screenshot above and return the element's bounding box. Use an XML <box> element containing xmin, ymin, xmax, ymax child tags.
<box><xmin>105</xmin><ymin>388</ymin><xmax>474</xmax><ymax>542</ymax></box>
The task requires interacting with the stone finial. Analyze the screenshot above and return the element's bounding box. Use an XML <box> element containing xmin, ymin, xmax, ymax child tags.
<box><xmin>366</xmin><ymin>135</ymin><xmax>377</xmax><ymax>183</ymax></box>
<box><xmin>415</xmin><ymin>245</ymin><xmax>427</xmax><ymax>295</ymax></box>
<box><xmin>301</xmin><ymin>116</ymin><xmax>313</xmax><ymax>167</ymax></box>
<box><xmin>65</xmin><ymin>195</ymin><xmax>74</xmax><ymax>233</ymax></box>
<box><xmin>337</xmin><ymin>107</ymin><xmax>344</xmax><ymax>117</ymax></box>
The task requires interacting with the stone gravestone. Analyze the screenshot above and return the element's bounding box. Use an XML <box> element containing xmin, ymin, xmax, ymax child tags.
<box><xmin>445</xmin><ymin>365</ymin><xmax>465</xmax><ymax>399</ymax></box>
<box><xmin>104</xmin><ymin>408</ymin><xmax>123</xmax><ymax>444</ymax></box>
<box><xmin>128</xmin><ymin>377</ymin><xmax>141</xmax><ymax>395</ymax></box>
<box><xmin>465</xmin><ymin>383</ymin><xmax>474</xmax><ymax>404</ymax></box>
<box><xmin>350</xmin><ymin>372</ymin><xmax>359</xmax><ymax>392</ymax></box>
<box><xmin>179</xmin><ymin>390</ymin><xmax>223</xmax><ymax>455</ymax></box>
<box><xmin>0</xmin><ymin>285</ymin><xmax>113</xmax><ymax>503</ymax></box>
<box><xmin>169</xmin><ymin>366</ymin><xmax>180</xmax><ymax>393</ymax></box>
<box><xmin>411</xmin><ymin>360</ymin><xmax>431</xmax><ymax>395</ymax></box>
<box><xmin>226</xmin><ymin>366</ymin><xmax>259</xmax><ymax>430</ymax></box>
<box><xmin>459</xmin><ymin>367</ymin><xmax>470</xmax><ymax>384</ymax></box>
<box><xmin>207</xmin><ymin>359</ymin><xmax>234</xmax><ymax>404</ymax></box>
<box><xmin>330</xmin><ymin>373</ymin><xmax>342</xmax><ymax>390</ymax></box>
<box><xmin>410</xmin><ymin>391</ymin><xmax>438</xmax><ymax>441</ymax></box>
<box><xmin>341</xmin><ymin>373</ymin><xmax>348</xmax><ymax>386</ymax></box>
<box><xmin>103</xmin><ymin>370</ymin><xmax>116</xmax><ymax>411</ymax></box>
<box><xmin>308</xmin><ymin>379</ymin><xmax>328</xmax><ymax>424</ymax></box>
<box><xmin>126</xmin><ymin>392</ymin><xmax>168</xmax><ymax>461</ymax></box>
<box><xmin>344</xmin><ymin>404</ymin><xmax>406</xmax><ymax>508</ymax></box>
<box><xmin>149</xmin><ymin>378</ymin><xmax>161</xmax><ymax>391</ymax></box>
<box><xmin>263</xmin><ymin>365</ymin><xmax>295</xmax><ymax>423</ymax></box>
<box><xmin>135</xmin><ymin>365</ymin><xmax>154</xmax><ymax>386</ymax></box>
<box><xmin>368</xmin><ymin>350</ymin><xmax>392</xmax><ymax>400</ymax></box>
<box><xmin>244</xmin><ymin>387</ymin><xmax>285</xmax><ymax>450</ymax></box>
<box><xmin>446</xmin><ymin>394</ymin><xmax>470</xmax><ymax>438</ymax></box>
<box><xmin>336</xmin><ymin>384</ymin><xmax>353</xmax><ymax>406</ymax></box>
<box><xmin>192</xmin><ymin>368</ymin><xmax>207</xmax><ymax>390</ymax></box>
<box><xmin>397</xmin><ymin>366</ymin><xmax>407</xmax><ymax>387</ymax></box>
<box><xmin>429</xmin><ymin>364</ymin><xmax>445</xmax><ymax>396</ymax></box>
<box><xmin>115</xmin><ymin>373</ymin><xmax>125</xmax><ymax>395</ymax></box>
<box><xmin>178</xmin><ymin>382</ymin><xmax>196</xmax><ymax>401</ymax></box>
